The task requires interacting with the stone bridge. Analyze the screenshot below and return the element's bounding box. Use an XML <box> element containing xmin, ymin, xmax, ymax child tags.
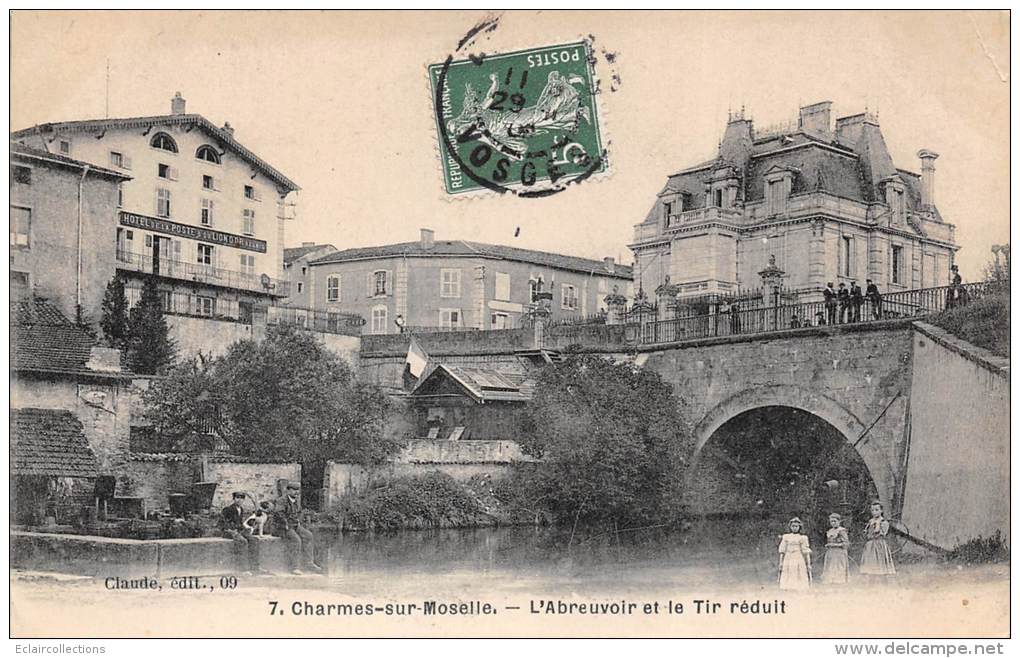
<box><xmin>359</xmin><ymin>317</ymin><xmax>1009</xmax><ymax>548</ymax></box>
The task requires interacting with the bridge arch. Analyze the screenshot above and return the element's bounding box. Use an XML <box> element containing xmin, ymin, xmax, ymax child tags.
<box><xmin>690</xmin><ymin>385</ymin><xmax>894</xmax><ymax>511</ymax></box>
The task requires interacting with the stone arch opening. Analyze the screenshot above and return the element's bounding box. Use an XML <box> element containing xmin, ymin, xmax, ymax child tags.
<box><xmin>686</xmin><ymin>386</ymin><xmax>892</xmax><ymax>537</ymax></box>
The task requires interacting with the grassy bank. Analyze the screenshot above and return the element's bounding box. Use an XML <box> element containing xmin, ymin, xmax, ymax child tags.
<box><xmin>927</xmin><ymin>288</ymin><xmax>1010</xmax><ymax>357</ymax></box>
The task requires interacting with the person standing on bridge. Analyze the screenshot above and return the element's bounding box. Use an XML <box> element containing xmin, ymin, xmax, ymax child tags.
<box><xmin>778</xmin><ymin>517</ymin><xmax>812</xmax><ymax>591</ymax></box>
<box><xmin>850</xmin><ymin>281</ymin><xmax>864</xmax><ymax>323</ymax></box>
<box><xmin>837</xmin><ymin>283</ymin><xmax>850</xmax><ymax>324</ymax></box>
<box><xmin>866</xmin><ymin>279</ymin><xmax>882</xmax><ymax>319</ymax></box>
<box><xmin>824</xmin><ymin>282</ymin><xmax>838</xmax><ymax>325</ymax></box>
<box><xmin>859</xmin><ymin>500</ymin><xmax>896</xmax><ymax>580</ymax></box>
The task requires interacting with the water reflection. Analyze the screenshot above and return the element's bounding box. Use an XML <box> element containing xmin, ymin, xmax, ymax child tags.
<box><xmin>320</xmin><ymin>518</ymin><xmax>800</xmax><ymax>589</ymax></box>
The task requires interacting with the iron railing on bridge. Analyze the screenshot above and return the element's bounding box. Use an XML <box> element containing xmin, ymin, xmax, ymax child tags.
<box><xmin>630</xmin><ymin>281</ymin><xmax>998</xmax><ymax>345</ymax></box>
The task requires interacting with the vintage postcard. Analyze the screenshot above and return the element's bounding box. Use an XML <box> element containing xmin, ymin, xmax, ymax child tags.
<box><xmin>7</xmin><ymin>9</ymin><xmax>1011</xmax><ymax>645</ymax></box>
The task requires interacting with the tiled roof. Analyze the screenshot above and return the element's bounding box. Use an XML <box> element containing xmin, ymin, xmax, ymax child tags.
<box><xmin>311</xmin><ymin>240</ymin><xmax>633</xmax><ymax>279</ymax></box>
<box><xmin>10</xmin><ymin>298</ymin><xmax>129</xmax><ymax>378</ymax></box>
<box><xmin>11</xmin><ymin>113</ymin><xmax>298</xmax><ymax>192</ymax></box>
<box><xmin>283</xmin><ymin>243</ymin><xmax>337</xmax><ymax>265</ymax></box>
<box><xmin>11</xmin><ymin>408</ymin><xmax>99</xmax><ymax>478</ymax></box>
<box><xmin>10</xmin><ymin>141</ymin><xmax>131</xmax><ymax>179</ymax></box>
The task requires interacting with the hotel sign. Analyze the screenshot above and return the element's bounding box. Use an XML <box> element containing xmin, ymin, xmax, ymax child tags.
<box><xmin>119</xmin><ymin>212</ymin><xmax>267</xmax><ymax>253</ymax></box>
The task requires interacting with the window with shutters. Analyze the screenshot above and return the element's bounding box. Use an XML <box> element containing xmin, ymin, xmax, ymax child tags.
<box><xmin>561</xmin><ymin>283</ymin><xmax>578</xmax><ymax>310</ymax></box>
<box><xmin>197</xmin><ymin>243</ymin><xmax>214</xmax><ymax>266</ymax></box>
<box><xmin>491</xmin><ymin>312</ymin><xmax>510</xmax><ymax>329</ymax></box>
<box><xmin>371</xmin><ymin>305</ymin><xmax>388</xmax><ymax>334</ymax></box>
<box><xmin>494</xmin><ymin>271</ymin><xmax>510</xmax><ymax>301</ymax></box>
<box><xmin>109</xmin><ymin>151</ymin><xmax>124</xmax><ymax>168</ymax></box>
<box><xmin>242</xmin><ymin>209</ymin><xmax>255</xmax><ymax>236</ymax></box>
<box><xmin>327</xmin><ymin>275</ymin><xmax>341</xmax><ymax>302</ymax></box>
<box><xmin>195</xmin><ymin>296</ymin><xmax>215</xmax><ymax>317</ymax></box>
<box><xmin>201</xmin><ymin>198</ymin><xmax>214</xmax><ymax>226</ymax></box>
<box><xmin>440</xmin><ymin>308</ymin><xmax>461</xmax><ymax>329</ymax></box>
<box><xmin>10</xmin><ymin>206</ymin><xmax>31</xmax><ymax>247</ymax></box>
<box><xmin>239</xmin><ymin>254</ymin><xmax>255</xmax><ymax>277</ymax></box>
<box><xmin>440</xmin><ymin>268</ymin><xmax>461</xmax><ymax>298</ymax></box>
<box><xmin>373</xmin><ymin>270</ymin><xmax>388</xmax><ymax>296</ymax></box>
<box><xmin>156</xmin><ymin>188</ymin><xmax>172</xmax><ymax>217</ymax></box>
<box><xmin>202</xmin><ymin>174</ymin><xmax>216</xmax><ymax>190</ymax></box>
<box><xmin>244</xmin><ymin>185</ymin><xmax>257</xmax><ymax>200</ymax></box>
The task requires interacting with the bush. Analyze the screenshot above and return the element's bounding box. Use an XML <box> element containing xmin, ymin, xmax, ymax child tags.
<box><xmin>946</xmin><ymin>531</ymin><xmax>1010</xmax><ymax>564</ymax></box>
<box><xmin>928</xmin><ymin>291</ymin><xmax>1010</xmax><ymax>357</ymax></box>
<box><xmin>337</xmin><ymin>472</ymin><xmax>489</xmax><ymax>531</ymax></box>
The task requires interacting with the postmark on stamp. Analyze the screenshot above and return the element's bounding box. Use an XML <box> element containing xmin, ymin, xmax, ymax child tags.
<box><xmin>429</xmin><ymin>40</ymin><xmax>607</xmax><ymax>198</ymax></box>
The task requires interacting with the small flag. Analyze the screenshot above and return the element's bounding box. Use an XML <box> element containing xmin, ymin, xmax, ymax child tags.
<box><xmin>405</xmin><ymin>335</ymin><xmax>429</xmax><ymax>378</ymax></box>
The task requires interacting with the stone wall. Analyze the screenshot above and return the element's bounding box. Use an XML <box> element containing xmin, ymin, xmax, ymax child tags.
<box><xmin>169</xmin><ymin>315</ymin><xmax>359</xmax><ymax>365</ymax></box>
<box><xmin>11</xmin><ymin>375</ymin><xmax>133</xmax><ymax>473</ymax></box>
<box><xmin>119</xmin><ymin>455</ymin><xmax>299</xmax><ymax>512</ymax></box>
<box><xmin>900</xmin><ymin>322</ymin><xmax>1010</xmax><ymax>549</ymax></box>
<box><xmin>321</xmin><ymin>438</ymin><xmax>531</xmax><ymax>507</ymax></box>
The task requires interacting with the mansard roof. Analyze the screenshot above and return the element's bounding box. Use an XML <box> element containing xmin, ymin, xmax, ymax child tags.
<box><xmin>11</xmin><ymin>113</ymin><xmax>299</xmax><ymax>192</ymax></box>
<box><xmin>642</xmin><ymin>118</ymin><xmax>934</xmax><ymax>226</ymax></box>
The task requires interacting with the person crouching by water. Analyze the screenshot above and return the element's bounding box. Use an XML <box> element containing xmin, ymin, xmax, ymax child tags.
<box><xmin>821</xmin><ymin>513</ymin><xmax>850</xmax><ymax>584</ymax></box>
<box><xmin>220</xmin><ymin>492</ymin><xmax>265</xmax><ymax>576</ymax></box>
<box><xmin>274</xmin><ymin>481</ymin><xmax>323</xmax><ymax>575</ymax></box>
<box><xmin>778</xmin><ymin>517</ymin><xmax>812</xmax><ymax>591</ymax></box>
<box><xmin>859</xmin><ymin>500</ymin><xmax>896</xmax><ymax>581</ymax></box>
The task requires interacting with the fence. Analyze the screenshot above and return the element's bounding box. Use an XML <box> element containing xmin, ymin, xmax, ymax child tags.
<box><xmin>632</xmin><ymin>281</ymin><xmax>997</xmax><ymax>345</ymax></box>
<box><xmin>267</xmin><ymin>306</ymin><xmax>365</xmax><ymax>336</ymax></box>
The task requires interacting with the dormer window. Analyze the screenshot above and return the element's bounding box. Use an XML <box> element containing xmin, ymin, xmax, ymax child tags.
<box><xmin>713</xmin><ymin>189</ymin><xmax>723</xmax><ymax>208</ymax></box>
<box><xmin>663</xmin><ymin>200</ymin><xmax>674</xmax><ymax>225</ymax></box>
<box><xmin>764</xmin><ymin>169</ymin><xmax>793</xmax><ymax>216</ymax></box>
<box><xmin>150</xmin><ymin>132</ymin><xmax>178</xmax><ymax>153</ymax></box>
<box><xmin>196</xmin><ymin>145</ymin><xmax>221</xmax><ymax>164</ymax></box>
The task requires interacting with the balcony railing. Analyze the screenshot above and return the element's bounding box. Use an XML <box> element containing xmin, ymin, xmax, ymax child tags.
<box><xmin>116</xmin><ymin>250</ymin><xmax>290</xmax><ymax>297</ymax></box>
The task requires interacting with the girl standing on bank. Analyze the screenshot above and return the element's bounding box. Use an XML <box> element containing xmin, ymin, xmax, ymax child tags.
<box><xmin>821</xmin><ymin>512</ymin><xmax>850</xmax><ymax>584</ymax></box>
<box><xmin>778</xmin><ymin>517</ymin><xmax>812</xmax><ymax>591</ymax></box>
<box><xmin>859</xmin><ymin>500</ymin><xmax>896</xmax><ymax>579</ymax></box>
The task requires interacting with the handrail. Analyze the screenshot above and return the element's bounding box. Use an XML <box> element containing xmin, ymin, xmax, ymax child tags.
<box><xmin>115</xmin><ymin>249</ymin><xmax>290</xmax><ymax>297</ymax></box>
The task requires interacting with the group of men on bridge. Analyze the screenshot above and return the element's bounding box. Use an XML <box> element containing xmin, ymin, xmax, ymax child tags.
<box><xmin>821</xmin><ymin>280</ymin><xmax>883</xmax><ymax>326</ymax></box>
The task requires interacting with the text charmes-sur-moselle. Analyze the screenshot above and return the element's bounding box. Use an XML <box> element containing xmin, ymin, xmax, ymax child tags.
<box><xmin>278</xmin><ymin>599</ymin><xmax>787</xmax><ymax>616</ymax></box>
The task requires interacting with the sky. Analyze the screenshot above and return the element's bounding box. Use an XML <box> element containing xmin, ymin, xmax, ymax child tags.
<box><xmin>10</xmin><ymin>10</ymin><xmax>1010</xmax><ymax>281</ymax></box>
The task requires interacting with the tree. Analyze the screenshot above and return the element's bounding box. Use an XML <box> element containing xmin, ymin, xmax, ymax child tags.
<box><xmin>99</xmin><ymin>275</ymin><xmax>130</xmax><ymax>350</ymax></box>
<box><xmin>127</xmin><ymin>276</ymin><xmax>176</xmax><ymax>375</ymax></box>
<box><xmin>143</xmin><ymin>324</ymin><xmax>398</xmax><ymax>503</ymax></box>
<box><xmin>519</xmin><ymin>353</ymin><xmax>692</xmax><ymax>529</ymax></box>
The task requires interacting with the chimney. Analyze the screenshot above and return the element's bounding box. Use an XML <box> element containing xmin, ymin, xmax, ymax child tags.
<box><xmin>603</xmin><ymin>257</ymin><xmax>616</xmax><ymax>273</ymax></box>
<box><xmin>798</xmin><ymin>101</ymin><xmax>833</xmax><ymax>138</ymax></box>
<box><xmin>917</xmin><ymin>149</ymin><xmax>939</xmax><ymax>209</ymax></box>
<box><xmin>420</xmin><ymin>228</ymin><xmax>435</xmax><ymax>249</ymax></box>
<box><xmin>170</xmin><ymin>91</ymin><xmax>186</xmax><ymax>115</ymax></box>
<box><xmin>301</xmin><ymin>241</ymin><xmax>315</xmax><ymax>247</ymax></box>
<box><xmin>221</xmin><ymin>121</ymin><xmax>234</xmax><ymax>137</ymax></box>
<box><xmin>835</xmin><ymin>113</ymin><xmax>867</xmax><ymax>145</ymax></box>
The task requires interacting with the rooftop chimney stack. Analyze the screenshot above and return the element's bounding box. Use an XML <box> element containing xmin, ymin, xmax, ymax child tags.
<box><xmin>301</xmin><ymin>241</ymin><xmax>315</xmax><ymax>247</ymax></box>
<box><xmin>221</xmin><ymin>121</ymin><xmax>234</xmax><ymax>137</ymax></box>
<box><xmin>603</xmin><ymin>256</ymin><xmax>616</xmax><ymax>273</ymax></box>
<box><xmin>798</xmin><ymin>101</ymin><xmax>833</xmax><ymax>138</ymax></box>
<box><xmin>171</xmin><ymin>91</ymin><xmax>186</xmax><ymax>115</ymax></box>
<box><xmin>917</xmin><ymin>149</ymin><xmax>939</xmax><ymax>209</ymax></box>
<box><xmin>420</xmin><ymin>228</ymin><xmax>435</xmax><ymax>249</ymax></box>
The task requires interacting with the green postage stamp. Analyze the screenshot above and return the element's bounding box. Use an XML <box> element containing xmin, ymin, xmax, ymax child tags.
<box><xmin>429</xmin><ymin>41</ymin><xmax>608</xmax><ymax>197</ymax></box>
